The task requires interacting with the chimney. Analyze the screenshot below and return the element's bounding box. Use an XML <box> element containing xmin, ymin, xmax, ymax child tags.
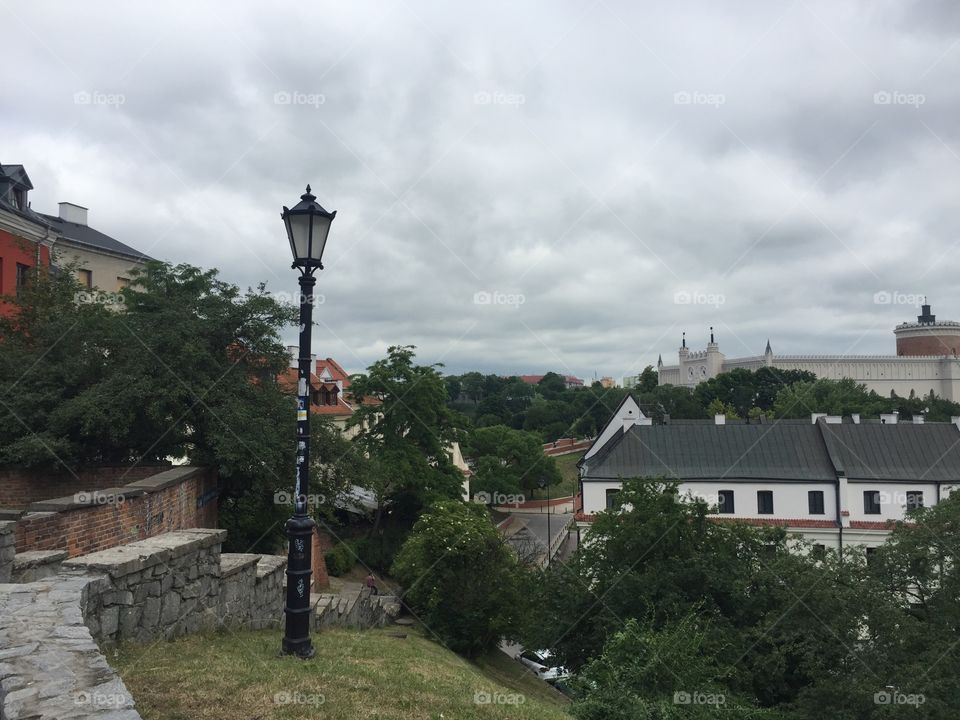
<box><xmin>951</xmin><ymin>416</ymin><xmax>960</xmax><ymax>432</ymax></box>
<box><xmin>311</xmin><ymin>353</ymin><xmax>317</xmax><ymax>375</ymax></box>
<box><xmin>880</xmin><ymin>412</ymin><xmax>899</xmax><ymax>425</ymax></box>
<box><xmin>811</xmin><ymin>413</ymin><xmax>827</xmax><ymax>424</ymax></box>
<box><xmin>714</xmin><ymin>414</ymin><xmax>725</xmax><ymax>425</ymax></box>
<box><xmin>825</xmin><ymin>416</ymin><xmax>842</xmax><ymax>424</ymax></box>
<box><xmin>913</xmin><ymin>414</ymin><xmax>925</xmax><ymax>424</ymax></box>
<box><xmin>58</xmin><ymin>202</ymin><xmax>88</xmax><ymax>226</ymax></box>
<box><xmin>851</xmin><ymin>413</ymin><xmax>861</xmax><ymax>424</ymax></box>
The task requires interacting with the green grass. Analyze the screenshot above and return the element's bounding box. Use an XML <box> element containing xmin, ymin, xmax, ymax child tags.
<box><xmin>111</xmin><ymin>626</ymin><xmax>571</xmax><ymax>720</ymax></box>
<box><xmin>532</xmin><ymin>452</ymin><xmax>581</xmax><ymax>499</ymax></box>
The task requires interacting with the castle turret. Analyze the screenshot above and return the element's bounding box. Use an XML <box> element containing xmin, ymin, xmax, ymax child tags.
<box><xmin>894</xmin><ymin>301</ymin><xmax>960</xmax><ymax>357</ymax></box>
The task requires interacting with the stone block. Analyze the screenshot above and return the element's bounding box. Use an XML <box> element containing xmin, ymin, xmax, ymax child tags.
<box><xmin>100</xmin><ymin>606</ymin><xmax>120</xmax><ymax>638</ymax></box>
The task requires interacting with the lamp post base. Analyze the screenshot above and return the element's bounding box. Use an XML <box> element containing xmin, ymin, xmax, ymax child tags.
<box><xmin>282</xmin><ymin>512</ymin><xmax>315</xmax><ymax>659</ymax></box>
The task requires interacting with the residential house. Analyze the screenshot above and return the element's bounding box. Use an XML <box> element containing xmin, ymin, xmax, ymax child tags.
<box><xmin>576</xmin><ymin>395</ymin><xmax>960</xmax><ymax>557</ymax></box>
<box><xmin>0</xmin><ymin>164</ymin><xmax>55</xmax><ymax>314</ymax></box>
<box><xmin>40</xmin><ymin>202</ymin><xmax>151</xmax><ymax>292</ymax></box>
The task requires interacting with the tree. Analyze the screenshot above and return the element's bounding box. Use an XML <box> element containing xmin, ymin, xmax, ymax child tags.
<box><xmin>348</xmin><ymin>345</ymin><xmax>464</xmax><ymax>531</ymax></box>
<box><xmin>772</xmin><ymin>378</ymin><xmax>892</xmax><ymax>419</ymax></box>
<box><xmin>392</xmin><ymin>500</ymin><xmax>527</xmax><ymax>656</ymax></box>
<box><xmin>0</xmin><ymin>261</ymin><xmax>299</xmax><ymax>552</ymax></box>
<box><xmin>464</xmin><ymin>425</ymin><xmax>561</xmax><ymax>498</ymax></box>
<box><xmin>537</xmin><ymin>371</ymin><xmax>568</xmax><ymax>398</ymax></box>
<box><xmin>636</xmin><ymin>365</ymin><xmax>659</xmax><ymax>393</ymax></box>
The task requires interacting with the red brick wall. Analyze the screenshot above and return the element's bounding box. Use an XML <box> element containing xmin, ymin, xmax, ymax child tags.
<box><xmin>0</xmin><ymin>228</ymin><xmax>51</xmax><ymax>318</ymax></box>
<box><xmin>897</xmin><ymin>334</ymin><xmax>960</xmax><ymax>357</ymax></box>
<box><xmin>14</xmin><ymin>468</ymin><xmax>218</xmax><ymax>557</ymax></box>
<box><xmin>0</xmin><ymin>465</ymin><xmax>168</xmax><ymax>508</ymax></box>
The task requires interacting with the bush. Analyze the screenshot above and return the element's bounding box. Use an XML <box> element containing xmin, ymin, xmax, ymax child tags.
<box><xmin>324</xmin><ymin>542</ymin><xmax>356</xmax><ymax>576</ymax></box>
<box><xmin>392</xmin><ymin>500</ymin><xmax>528</xmax><ymax>657</ymax></box>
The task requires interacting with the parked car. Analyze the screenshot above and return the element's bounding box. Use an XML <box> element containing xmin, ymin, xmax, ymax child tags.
<box><xmin>515</xmin><ymin>649</ymin><xmax>570</xmax><ymax>683</ymax></box>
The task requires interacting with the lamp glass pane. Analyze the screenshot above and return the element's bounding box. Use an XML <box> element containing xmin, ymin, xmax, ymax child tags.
<box><xmin>287</xmin><ymin>214</ymin><xmax>311</xmax><ymax>261</ymax></box>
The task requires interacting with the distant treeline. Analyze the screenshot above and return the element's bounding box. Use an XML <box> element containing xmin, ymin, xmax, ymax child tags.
<box><xmin>445</xmin><ymin>367</ymin><xmax>960</xmax><ymax>441</ymax></box>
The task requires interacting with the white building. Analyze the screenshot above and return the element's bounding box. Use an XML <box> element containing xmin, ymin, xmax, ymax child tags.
<box><xmin>658</xmin><ymin>305</ymin><xmax>960</xmax><ymax>401</ymax></box>
<box><xmin>576</xmin><ymin>396</ymin><xmax>960</xmax><ymax>555</ymax></box>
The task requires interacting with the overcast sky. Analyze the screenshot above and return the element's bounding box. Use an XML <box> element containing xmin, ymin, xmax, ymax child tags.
<box><xmin>4</xmin><ymin>1</ymin><xmax>959</xmax><ymax>380</ymax></box>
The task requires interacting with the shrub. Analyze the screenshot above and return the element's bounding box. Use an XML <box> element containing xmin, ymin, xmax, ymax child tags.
<box><xmin>324</xmin><ymin>542</ymin><xmax>356</xmax><ymax>576</ymax></box>
<box><xmin>392</xmin><ymin>500</ymin><xmax>528</xmax><ymax>657</ymax></box>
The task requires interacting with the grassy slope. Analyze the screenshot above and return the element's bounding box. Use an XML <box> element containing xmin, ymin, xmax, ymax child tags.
<box><xmin>112</xmin><ymin>626</ymin><xmax>571</xmax><ymax>720</ymax></box>
<box><xmin>531</xmin><ymin>452</ymin><xmax>582</xmax><ymax>499</ymax></box>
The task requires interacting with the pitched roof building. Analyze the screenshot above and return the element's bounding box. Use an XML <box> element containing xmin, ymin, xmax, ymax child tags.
<box><xmin>577</xmin><ymin>395</ymin><xmax>960</xmax><ymax>555</ymax></box>
<box><xmin>0</xmin><ymin>164</ymin><xmax>55</xmax><ymax>313</ymax></box>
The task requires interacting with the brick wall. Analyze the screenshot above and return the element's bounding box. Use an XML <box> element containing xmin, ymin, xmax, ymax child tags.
<box><xmin>897</xmin><ymin>334</ymin><xmax>960</xmax><ymax>357</ymax></box>
<box><xmin>0</xmin><ymin>465</ymin><xmax>168</xmax><ymax>508</ymax></box>
<box><xmin>14</xmin><ymin>467</ymin><xmax>218</xmax><ymax>558</ymax></box>
<box><xmin>311</xmin><ymin>527</ymin><xmax>331</xmax><ymax>590</ymax></box>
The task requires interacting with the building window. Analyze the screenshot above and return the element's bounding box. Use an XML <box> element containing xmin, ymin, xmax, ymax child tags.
<box><xmin>77</xmin><ymin>269</ymin><xmax>93</xmax><ymax>289</ymax></box>
<box><xmin>906</xmin><ymin>491</ymin><xmax>924</xmax><ymax>511</ymax></box>
<box><xmin>605</xmin><ymin>489</ymin><xmax>621</xmax><ymax>510</ymax></box>
<box><xmin>864</xmin><ymin>490</ymin><xmax>881</xmax><ymax>515</ymax></box>
<box><xmin>808</xmin><ymin>490</ymin><xmax>825</xmax><ymax>515</ymax></box>
<box><xmin>15</xmin><ymin>263</ymin><xmax>30</xmax><ymax>296</ymax></box>
<box><xmin>717</xmin><ymin>489</ymin><xmax>734</xmax><ymax>514</ymax></box>
<box><xmin>757</xmin><ymin>490</ymin><xmax>774</xmax><ymax>515</ymax></box>
<box><xmin>865</xmin><ymin>546</ymin><xmax>877</xmax><ymax>566</ymax></box>
<box><xmin>117</xmin><ymin>276</ymin><xmax>130</xmax><ymax>290</ymax></box>
<box><xmin>812</xmin><ymin>544</ymin><xmax>826</xmax><ymax>560</ymax></box>
<box><xmin>12</xmin><ymin>188</ymin><xmax>25</xmax><ymax>210</ymax></box>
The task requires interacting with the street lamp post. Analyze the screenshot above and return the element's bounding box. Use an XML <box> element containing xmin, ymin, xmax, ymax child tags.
<box><xmin>539</xmin><ymin>478</ymin><xmax>552</xmax><ymax>568</ymax></box>
<box><xmin>280</xmin><ymin>185</ymin><xmax>336</xmax><ymax>659</ymax></box>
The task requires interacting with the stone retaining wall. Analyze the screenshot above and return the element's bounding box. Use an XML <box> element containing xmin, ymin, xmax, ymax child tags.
<box><xmin>0</xmin><ymin>521</ymin><xmax>14</xmax><ymax>583</ymax></box>
<box><xmin>0</xmin><ymin>529</ymin><xmax>289</xmax><ymax>719</ymax></box>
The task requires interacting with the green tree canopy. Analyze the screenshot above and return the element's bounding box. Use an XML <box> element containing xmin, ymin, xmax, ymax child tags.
<box><xmin>464</xmin><ymin>424</ymin><xmax>561</xmax><ymax>498</ymax></box>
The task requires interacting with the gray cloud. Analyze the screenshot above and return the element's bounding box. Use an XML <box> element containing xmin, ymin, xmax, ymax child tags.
<box><xmin>3</xmin><ymin>0</ymin><xmax>958</xmax><ymax>380</ymax></box>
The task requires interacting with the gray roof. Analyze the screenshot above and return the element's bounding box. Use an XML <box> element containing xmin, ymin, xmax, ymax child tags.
<box><xmin>39</xmin><ymin>213</ymin><xmax>152</xmax><ymax>261</ymax></box>
<box><xmin>584</xmin><ymin>422</ymin><xmax>837</xmax><ymax>481</ymax></box>
<box><xmin>582</xmin><ymin>418</ymin><xmax>960</xmax><ymax>483</ymax></box>
<box><xmin>820</xmin><ymin>423</ymin><xmax>960</xmax><ymax>482</ymax></box>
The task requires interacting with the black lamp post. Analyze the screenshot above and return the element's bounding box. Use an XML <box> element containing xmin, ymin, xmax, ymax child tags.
<box><xmin>280</xmin><ymin>185</ymin><xmax>336</xmax><ymax>658</ymax></box>
<box><xmin>539</xmin><ymin>478</ymin><xmax>552</xmax><ymax>568</ymax></box>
